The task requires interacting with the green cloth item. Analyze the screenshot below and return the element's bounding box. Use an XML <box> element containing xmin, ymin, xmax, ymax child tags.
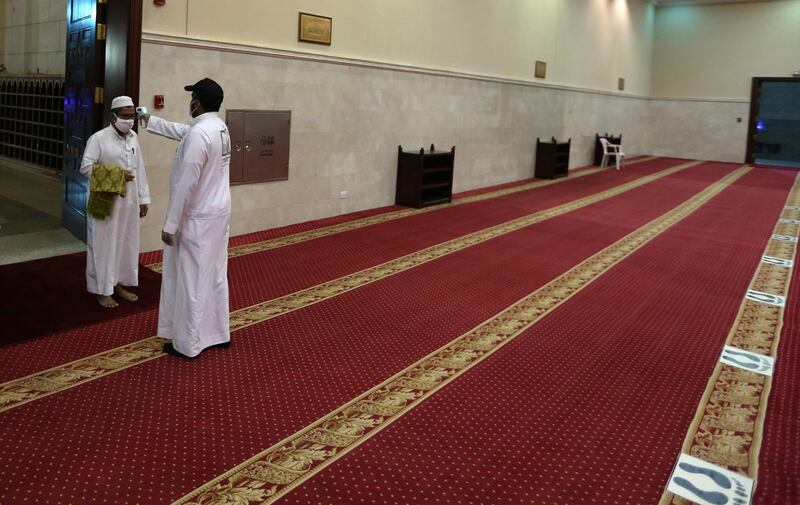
<box><xmin>87</xmin><ymin>164</ymin><xmax>127</xmax><ymax>220</ymax></box>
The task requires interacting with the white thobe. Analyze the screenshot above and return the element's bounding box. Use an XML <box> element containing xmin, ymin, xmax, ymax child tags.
<box><xmin>80</xmin><ymin>125</ymin><xmax>151</xmax><ymax>296</ymax></box>
<box><xmin>148</xmin><ymin>113</ymin><xmax>232</xmax><ymax>357</ymax></box>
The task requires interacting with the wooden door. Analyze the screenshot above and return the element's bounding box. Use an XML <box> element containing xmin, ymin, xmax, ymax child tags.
<box><xmin>62</xmin><ymin>0</ymin><xmax>143</xmax><ymax>241</ymax></box>
<box><xmin>104</xmin><ymin>0</ymin><xmax>143</xmax><ymax>124</ymax></box>
<box><xmin>62</xmin><ymin>0</ymin><xmax>104</xmax><ymax>242</ymax></box>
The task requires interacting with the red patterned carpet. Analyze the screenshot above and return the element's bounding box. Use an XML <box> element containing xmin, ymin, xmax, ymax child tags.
<box><xmin>755</xmin><ymin>254</ymin><xmax>800</xmax><ymax>504</ymax></box>
<box><xmin>220</xmin><ymin>157</ymin><xmax>683</xmax><ymax>311</ymax></box>
<box><xmin>280</xmin><ymin>166</ymin><xmax>799</xmax><ymax>505</ymax></box>
<box><xmin>0</xmin><ymin>156</ymin><xmax>682</xmax><ymax>381</ymax></box>
<box><xmin>0</xmin><ymin>160</ymin><xmax>797</xmax><ymax>504</ymax></box>
<box><xmin>0</xmin><ymin>252</ymin><xmax>161</xmax><ymax>345</ymax></box>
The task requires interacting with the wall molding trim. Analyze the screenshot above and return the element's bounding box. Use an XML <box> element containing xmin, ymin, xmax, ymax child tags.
<box><xmin>648</xmin><ymin>96</ymin><xmax>749</xmax><ymax>104</ymax></box>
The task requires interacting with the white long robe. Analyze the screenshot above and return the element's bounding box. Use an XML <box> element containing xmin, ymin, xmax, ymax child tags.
<box><xmin>80</xmin><ymin>125</ymin><xmax>151</xmax><ymax>296</ymax></box>
<box><xmin>148</xmin><ymin>113</ymin><xmax>232</xmax><ymax>357</ymax></box>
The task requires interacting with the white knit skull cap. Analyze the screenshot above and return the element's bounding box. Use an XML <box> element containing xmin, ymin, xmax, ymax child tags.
<box><xmin>111</xmin><ymin>96</ymin><xmax>134</xmax><ymax>109</ymax></box>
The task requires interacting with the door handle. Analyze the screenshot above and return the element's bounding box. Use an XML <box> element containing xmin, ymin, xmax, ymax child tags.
<box><xmin>245</xmin><ymin>141</ymin><xmax>252</xmax><ymax>152</ymax></box>
<box><xmin>235</xmin><ymin>141</ymin><xmax>242</xmax><ymax>152</ymax></box>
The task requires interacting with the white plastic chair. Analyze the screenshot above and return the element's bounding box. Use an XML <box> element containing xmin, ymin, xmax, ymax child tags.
<box><xmin>599</xmin><ymin>138</ymin><xmax>625</xmax><ymax>170</ymax></box>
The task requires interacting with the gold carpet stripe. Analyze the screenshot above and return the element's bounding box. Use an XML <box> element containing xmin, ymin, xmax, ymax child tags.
<box><xmin>145</xmin><ymin>157</ymin><xmax>656</xmax><ymax>272</ymax></box>
<box><xmin>172</xmin><ymin>165</ymin><xmax>752</xmax><ymax>505</ymax></box>
<box><xmin>0</xmin><ymin>158</ymin><xmax>687</xmax><ymax>414</ymax></box>
<box><xmin>659</xmin><ymin>171</ymin><xmax>800</xmax><ymax>505</ymax></box>
<box><xmin>0</xmin><ymin>338</ymin><xmax>167</xmax><ymax>413</ymax></box>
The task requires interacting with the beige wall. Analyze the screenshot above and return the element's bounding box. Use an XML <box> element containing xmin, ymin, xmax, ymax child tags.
<box><xmin>555</xmin><ymin>0</ymin><xmax>654</xmax><ymax>95</ymax></box>
<box><xmin>651</xmin><ymin>1</ymin><xmax>800</xmax><ymax>100</ymax></box>
<box><xmin>0</xmin><ymin>0</ymin><xmax>66</xmax><ymax>76</ymax></box>
<box><xmin>143</xmin><ymin>0</ymin><xmax>655</xmax><ymax>96</ymax></box>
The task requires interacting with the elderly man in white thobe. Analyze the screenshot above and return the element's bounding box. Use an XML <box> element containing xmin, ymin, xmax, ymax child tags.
<box><xmin>143</xmin><ymin>78</ymin><xmax>232</xmax><ymax>359</ymax></box>
<box><xmin>80</xmin><ymin>95</ymin><xmax>151</xmax><ymax>308</ymax></box>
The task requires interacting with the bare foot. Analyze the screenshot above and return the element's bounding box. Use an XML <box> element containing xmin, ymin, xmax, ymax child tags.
<box><xmin>97</xmin><ymin>295</ymin><xmax>118</xmax><ymax>308</ymax></box>
<box><xmin>114</xmin><ymin>285</ymin><xmax>139</xmax><ymax>302</ymax></box>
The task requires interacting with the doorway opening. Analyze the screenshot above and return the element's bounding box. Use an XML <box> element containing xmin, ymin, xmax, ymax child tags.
<box><xmin>746</xmin><ymin>77</ymin><xmax>800</xmax><ymax>168</ymax></box>
<box><xmin>0</xmin><ymin>1</ymin><xmax>79</xmax><ymax>264</ymax></box>
<box><xmin>0</xmin><ymin>0</ymin><xmax>142</xmax><ymax>264</ymax></box>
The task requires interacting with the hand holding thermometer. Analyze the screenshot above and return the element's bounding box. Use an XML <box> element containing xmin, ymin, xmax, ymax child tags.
<box><xmin>136</xmin><ymin>106</ymin><xmax>149</xmax><ymax>128</ymax></box>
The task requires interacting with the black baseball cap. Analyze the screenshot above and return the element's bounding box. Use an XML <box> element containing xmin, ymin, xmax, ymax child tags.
<box><xmin>184</xmin><ymin>78</ymin><xmax>224</xmax><ymax>111</ymax></box>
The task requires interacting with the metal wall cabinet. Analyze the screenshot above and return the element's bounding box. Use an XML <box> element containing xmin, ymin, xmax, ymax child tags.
<box><xmin>227</xmin><ymin>110</ymin><xmax>291</xmax><ymax>184</ymax></box>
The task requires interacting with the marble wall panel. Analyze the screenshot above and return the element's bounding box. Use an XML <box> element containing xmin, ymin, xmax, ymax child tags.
<box><xmin>647</xmin><ymin>100</ymin><xmax>750</xmax><ymax>163</ymax></box>
<box><xmin>1</xmin><ymin>0</ymin><xmax>65</xmax><ymax>75</ymax></box>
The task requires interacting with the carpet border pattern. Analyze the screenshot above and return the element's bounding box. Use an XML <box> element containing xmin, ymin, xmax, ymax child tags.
<box><xmin>660</xmin><ymin>172</ymin><xmax>800</xmax><ymax>505</ymax></box>
<box><xmin>172</xmin><ymin>166</ymin><xmax>752</xmax><ymax>505</ymax></box>
<box><xmin>0</xmin><ymin>159</ymin><xmax>690</xmax><ymax>414</ymax></box>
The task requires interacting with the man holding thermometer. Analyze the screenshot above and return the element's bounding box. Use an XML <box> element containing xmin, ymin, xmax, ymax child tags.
<box><xmin>139</xmin><ymin>78</ymin><xmax>232</xmax><ymax>359</ymax></box>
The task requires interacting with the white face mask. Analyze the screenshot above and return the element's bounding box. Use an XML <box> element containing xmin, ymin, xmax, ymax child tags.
<box><xmin>189</xmin><ymin>100</ymin><xmax>199</xmax><ymax>118</ymax></box>
<box><xmin>114</xmin><ymin>115</ymin><xmax>134</xmax><ymax>133</ymax></box>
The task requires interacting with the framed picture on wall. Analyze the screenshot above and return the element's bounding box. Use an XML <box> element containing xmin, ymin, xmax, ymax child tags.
<box><xmin>298</xmin><ymin>12</ymin><xmax>332</xmax><ymax>45</ymax></box>
<box><xmin>535</xmin><ymin>61</ymin><xmax>547</xmax><ymax>79</ymax></box>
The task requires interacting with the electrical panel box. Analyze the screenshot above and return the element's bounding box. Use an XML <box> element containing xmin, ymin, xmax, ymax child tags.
<box><xmin>226</xmin><ymin>110</ymin><xmax>291</xmax><ymax>184</ymax></box>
